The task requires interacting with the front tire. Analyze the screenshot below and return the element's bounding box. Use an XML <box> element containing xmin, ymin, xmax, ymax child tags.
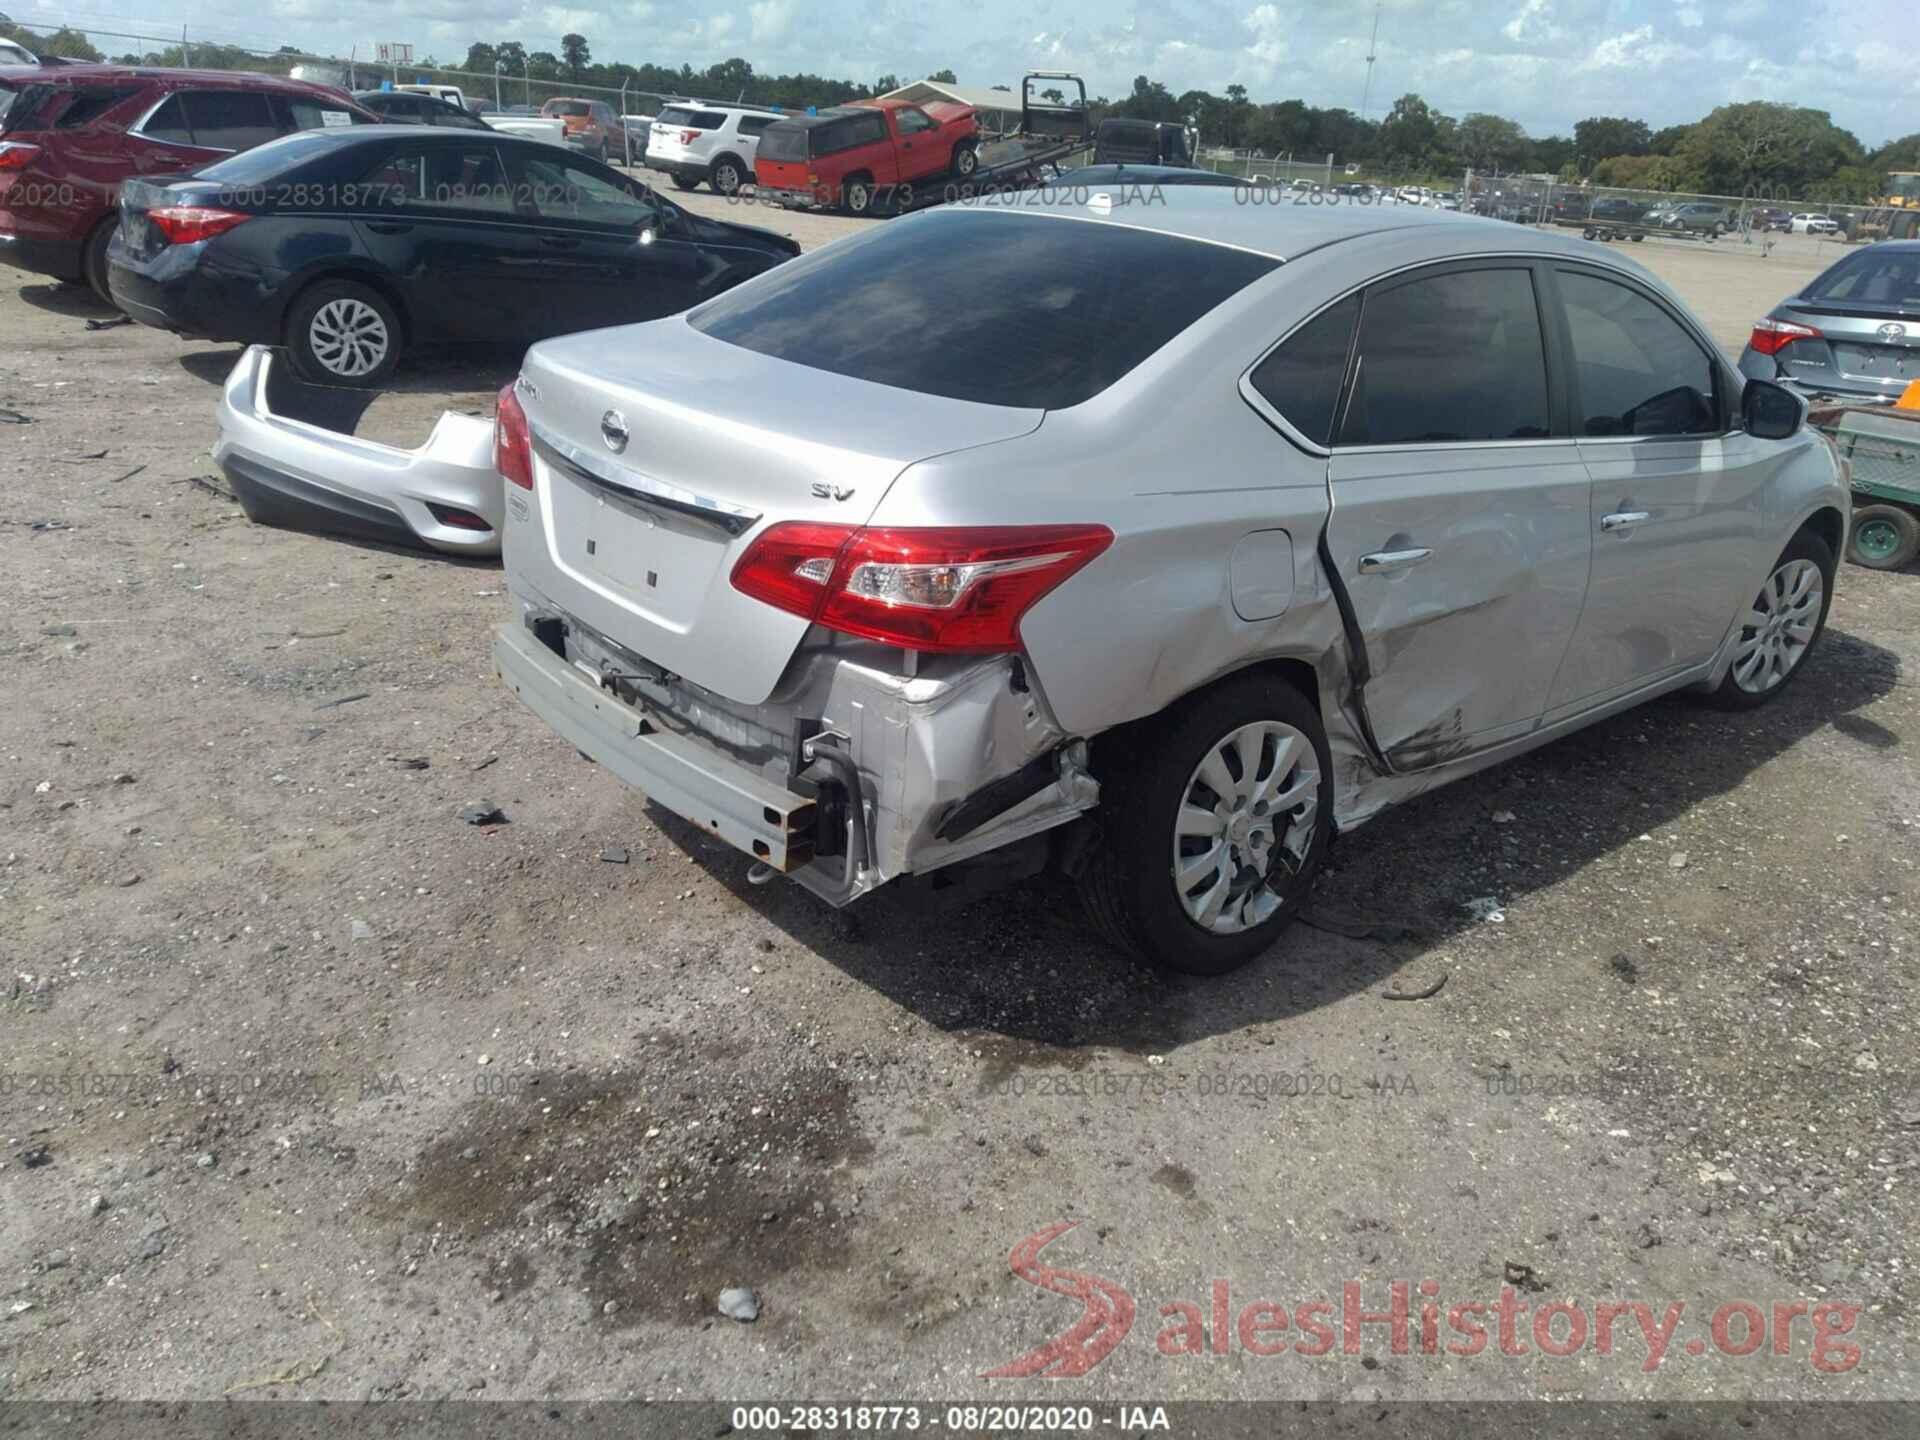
<box><xmin>1700</xmin><ymin>529</ymin><xmax>1834</xmax><ymax>711</ymax></box>
<box><xmin>1079</xmin><ymin>674</ymin><xmax>1332</xmax><ymax>975</ymax></box>
<box><xmin>710</xmin><ymin>156</ymin><xmax>744</xmax><ymax>195</ymax></box>
<box><xmin>286</xmin><ymin>279</ymin><xmax>402</xmax><ymax>388</ymax></box>
<box><xmin>1849</xmin><ymin>504</ymin><xmax>1920</xmax><ymax>571</ymax></box>
<box><xmin>670</xmin><ymin>173</ymin><xmax>699</xmax><ymax>191</ymax></box>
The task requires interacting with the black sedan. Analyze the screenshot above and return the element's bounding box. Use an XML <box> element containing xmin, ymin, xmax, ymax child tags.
<box><xmin>106</xmin><ymin>126</ymin><xmax>801</xmax><ymax>386</ymax></box>
<box><xmin>351</xmin><ymin>90</ymin><xmax>493</xmax><ymax>129</ymax></box>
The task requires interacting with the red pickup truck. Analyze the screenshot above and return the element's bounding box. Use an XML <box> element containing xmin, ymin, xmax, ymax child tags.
<box><xmin>754</xmin><ymin>98</ymin><xmax>978</xmax><ymax>216</ymax></box>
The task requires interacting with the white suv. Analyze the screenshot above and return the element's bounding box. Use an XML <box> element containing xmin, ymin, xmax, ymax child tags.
<box><xmin>645</xmin><ymin>103</ymin><xmax>781</xmax><ymax>196</ymax></box>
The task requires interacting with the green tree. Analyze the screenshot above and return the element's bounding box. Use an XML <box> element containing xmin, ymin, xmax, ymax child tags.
<box><xmin>1572</xmin><ymin>116</ymin><xmax>1651</xmax><ymax>161</ymax></box>
<box><xmin>1454</xmin><ymin>112</ymin><xmax>1530</xmax><ymax>172</ymax></box>
<box><xmin>560</xmin><ymin>33</ymin><xmax>590</xmax><ymax>81</ymax></box>
<box><xmin>1377</xmin><ymin>93</ymin><xmax>1439</xmax><ymax>169</ymax></box>
<box><xmin>874</xmin><ymin>72</ymin><xmax>899</xmax><ymax>93</ymax></box>
<box><xmin>1678</xmin><ymin>102</ymin><xmax>1863</xmax><ymax>195</ymax></box>
<box><xmin>927</xmin><ymin>68</ymin><xmax>956</xmax><ymax>83</ymax></box>
<box><xmin>463</xmin><ymin>42</ymin><xmax>497</xmax><ymax>75</ymax></box>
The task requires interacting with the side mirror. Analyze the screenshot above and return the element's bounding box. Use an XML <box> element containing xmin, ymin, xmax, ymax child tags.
<box><xmin>1742</xmin><ymin>377</ymin><xmax>1804</xmax><ymax>440</ymax></box>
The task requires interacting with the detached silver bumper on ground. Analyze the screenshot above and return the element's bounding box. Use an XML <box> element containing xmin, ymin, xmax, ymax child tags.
<box><xmin>213</xmin><ymin>345</ymin><xmax>503</xmax><ymax>556</ymax></box>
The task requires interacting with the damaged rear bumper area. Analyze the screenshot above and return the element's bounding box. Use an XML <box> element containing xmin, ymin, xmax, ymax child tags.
<box><xmin>493</xmin><ymin>592</ymin><xmax>1099</xmax><ymax>906</ymax></box>
<box><xmin>213</xmin><ymin>345</ymin><xmax>502</xmax><ymax>555</ymax></box>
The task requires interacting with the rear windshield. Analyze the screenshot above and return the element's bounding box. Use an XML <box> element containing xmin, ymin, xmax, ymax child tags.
<box><xmin>547</xmin><ymin>101</ymin><xmax>592</xmax><ymax>117</ymax></box>
<box><xmin>657</xmin><ymin>106</ymin><xmax>723</xmax><ymax>128</ymax></box>
<box><xmin>689</xmin><ymin>209</ymin><xmax>1279</xmax><ymax>409</ymax></box>
<box><xmin>191</xmin><ymin>130</ymin><xmax>340</xmax><ymax>184</ymax></box>
<box><xmin>1805</xmin><ymin>248</ymin><xmax>1920</xmax><ymax>307</ymax></box>
<box><xmin>757</xmin><ymin>121</ymin><xmax>808</xmax><ymax>163</ymax></box>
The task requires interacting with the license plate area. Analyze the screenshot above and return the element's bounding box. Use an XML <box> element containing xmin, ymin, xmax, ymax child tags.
<box><xmin>1832</xmin><ymin>342</ymin><xmax>1914</xmax><ymax>382</ymax></box>
<box><xmin>542</xmin><ymin>458</ymin><xmax>730</xmax><ymax>632</ymax></box>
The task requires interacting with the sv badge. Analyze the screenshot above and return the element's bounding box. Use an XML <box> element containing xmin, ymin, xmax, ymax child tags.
<box><xmin>810</xmin><ymin>482</ymin><xmax>857</xmax><ymax>502</ymax></box>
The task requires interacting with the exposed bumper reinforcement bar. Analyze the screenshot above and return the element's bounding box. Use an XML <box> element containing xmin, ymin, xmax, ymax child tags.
<box><xmin>494</xmin><ymin>620</ymin><xmax>818</xmax><ymax>873</ymax></box>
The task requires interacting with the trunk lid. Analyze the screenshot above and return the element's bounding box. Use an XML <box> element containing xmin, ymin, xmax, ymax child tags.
<box><xmin>1781</xmin><ymin>300</ymin><xmax>1918</xmax><ymax>389</ymax></box>
<box><xmin>515</xmin><ymin>319</ymin><xmax>1044</xmax><ymax>704</ymax></box>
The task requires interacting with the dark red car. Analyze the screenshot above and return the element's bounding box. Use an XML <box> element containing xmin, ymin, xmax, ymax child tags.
<box><xmin>0</xmin><ymin>66</ymin><xmax>372</xmax><ymax>300</ymax></box>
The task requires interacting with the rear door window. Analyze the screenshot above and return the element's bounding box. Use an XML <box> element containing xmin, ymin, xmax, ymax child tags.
<box><xmin>1248</xmin><ymin>294</ymin><xmax>1360</xmax><ymax>448</ymax></box>
<box><xmin>690</xmin><ymin>209</ymin><xmax>1278</xmax><ymax>409</ymax></box>
<box><xmin>369</xmin><ymin>145</ymin><xmax>517</xmax><ymax>214</ymax></box>
<box><xmin>1555</xmin><ymin>269</ymin><xmax>1719</xmax><ymax>437</ymax></box>
<box><xmin>179</xmin><ymin>90</ymin><xmax>280</xmax><ymax>151</ymax></box>
<box><xmin>137</xmin><ymin>94</ymin><xmax>197</xmax><ymax>146</ymax></box>
<box><xmin>1338</xmin><ymin>267</ymin><xmax>1551</xmax><ymax>445</ymax></box>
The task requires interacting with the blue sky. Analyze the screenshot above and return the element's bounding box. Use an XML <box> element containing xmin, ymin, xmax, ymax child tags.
<box><xmin>17</xmin><ymin>0</ymin><xmax>1917</xmax><ymax>145</ymax></box>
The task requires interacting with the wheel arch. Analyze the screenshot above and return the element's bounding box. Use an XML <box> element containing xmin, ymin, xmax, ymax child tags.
<box><xmin>277</xmin><ymin>266</ymin><xmax>414</xmax><ymax>349</ymax></box>
<box><xmin>1798</xmin><ymin>504</ymin><xmax>1846</xmax><ymax>564</ymax></box>
<box><xmin>708</xmin><ymin>150</ymin><xmax>746</xmax><ymax>181</ymax></box>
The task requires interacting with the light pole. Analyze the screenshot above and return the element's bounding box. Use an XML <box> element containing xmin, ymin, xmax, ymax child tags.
<box><xmin>494</xmin><ymin>60</ymin><xmax>504</xmax><ymax>110</ymax></box>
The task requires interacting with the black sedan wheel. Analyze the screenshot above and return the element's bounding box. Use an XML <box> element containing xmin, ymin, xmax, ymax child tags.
<box><xmin>287</xmin><ymin>280</ymin><xmax>402</xmax><ymax>388</ymax></box>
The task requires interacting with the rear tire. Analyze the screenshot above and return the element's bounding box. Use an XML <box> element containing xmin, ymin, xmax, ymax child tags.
<box><xmin>83</xmin><ymin>217</ymin><xmax>119</xmax><ymax>306</ymax></box>
<box><xmin>1078</xmin><ymin>674</ymin><xmax>1332</xmax><ymax>976</ymax></box>
<box><xmin>1849</xmin><ymin>504</ymin><xmax>1920</xmax><ymax>571</ymax></box>
<box><xmin>285</xmin><ymin>279</ymin><xmax>402</xmax><ymax>389</ymax></box>
<box><xmin>1699</xmin><ymin>529</ymin><xmax>1834</xmax><ymax>711</ymax></box>
<box><xmin>670</xmin><ymin>173</ymin><xmax>699</xmax><ymax>191</ymax></box>
<box><xmin>841</xmin><ymin>174</ymin><xmax>878</xmax><ymax>217</ymax></box>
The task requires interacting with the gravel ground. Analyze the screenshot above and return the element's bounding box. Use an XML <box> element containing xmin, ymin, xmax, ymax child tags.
<box><xmin>2</xmin><ymin>194</ymin><xmax>1918</xmax><ymax>1411</ymax></box>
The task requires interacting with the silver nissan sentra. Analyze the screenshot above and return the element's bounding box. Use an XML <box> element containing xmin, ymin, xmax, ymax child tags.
<box><xmin>492</xmin><ymin>190</ymin><xmax>1848</xmax><ymax>974</ymax></box>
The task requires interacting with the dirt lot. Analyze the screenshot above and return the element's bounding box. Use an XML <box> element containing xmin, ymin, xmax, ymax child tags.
<box><xmin>3</xmin><ymin>194</ymin><xmax>1919</xmax><ymax>1417</ymax></box>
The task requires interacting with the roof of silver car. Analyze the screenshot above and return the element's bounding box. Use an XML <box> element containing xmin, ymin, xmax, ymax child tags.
<box><xmin>956</xmin><ymin>186</ymin><xmax>1576</xmax><ymax>264</ymax></box>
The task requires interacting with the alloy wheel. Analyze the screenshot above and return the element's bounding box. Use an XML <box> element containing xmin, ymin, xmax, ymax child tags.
<box><xmin>1171</xmin><ymin>720</ymin><xmax>1320</xmax><ymax>934</ymax></box>
<box><xmin>309</xmin><ymin>299</ymin><xmax>390</xmax><ymax>379</ymax></box>
<box><xmin>1731</xmin><ymin>558</ymin><xmax>1823</xmax><ymax>694</ymax></box>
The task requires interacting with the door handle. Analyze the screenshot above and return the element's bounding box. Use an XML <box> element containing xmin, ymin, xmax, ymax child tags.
<box><xmin>1357</xmin><ymin>547</ymin><xmax>1433</xmax><ymax>574</ymax></box>
<box><xmin>1600</xmin><ymin>510</ymin><xmax>1651</xmax><ymax>533</ymax></box>
<box><xmin>364</xmin><ymin>222</ymin><xmax>413</xmax><ymax>234</ymax></box>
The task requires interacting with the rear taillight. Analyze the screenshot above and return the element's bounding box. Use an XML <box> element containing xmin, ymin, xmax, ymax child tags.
<box><xmin>147</xmin><ymin>206</ymin><xmax>252</xmax><ymax>244</ymax></box>
<box><xmin>1749</xmin><ymin>316</ymin><xmax>1822</xmax><ymax>356</ymax></box>
<box><xmin>494</xmin><ymin>382</ymin><xmax>533</xmax><ymax>491</ymax></box>
<box><xmin>730</xmin><ymin>522</ymin><xmax>1113</xmax><ymax>653</ymax></box>
<box><xmin>679</xmin><ymin>128</ymin><xmax>699</xmax><ymax>144</ymax></box>
<box><xmin>0</xmin><ymin>142</ymin><xmax>41</xmax><ymax>170</ymax></box>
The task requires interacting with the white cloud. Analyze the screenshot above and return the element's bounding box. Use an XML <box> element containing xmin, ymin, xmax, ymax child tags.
<box><xmin>748</xmin><ymin>0</ymin><xmax>796</xmax><ymax>46</ymax></box>
<box><xmin>1676</xmin><ymin>5</ymin><xmax>1703</xmax><ymax>25</ymax></box>
<box><xmin>1501</xmin><ymin>0</ymin><xmax>1553</xmax><ymax>43</ymax></box>
<box><xmin>1243</xmin><ymin>4</ymin><xmax>1286</xmax><ymax>73</ymax></box>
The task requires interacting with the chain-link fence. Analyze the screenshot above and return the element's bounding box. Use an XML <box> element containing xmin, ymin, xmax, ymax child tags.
<box><xmin>1194</xmin><ymin>150</ymin><xmax>1338</xmax><ymax>187</ymax></box>
<box><xmin>1461</xmin><ymin>170</ymin><xmax>1882</xmax><ymax>258</ymax></box>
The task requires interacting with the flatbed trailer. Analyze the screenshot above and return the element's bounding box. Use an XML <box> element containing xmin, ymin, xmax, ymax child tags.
<box><xmin>1809</xmin><ymin>397</ymin><xmax>1920</xmax><ymax>570</ymax></box>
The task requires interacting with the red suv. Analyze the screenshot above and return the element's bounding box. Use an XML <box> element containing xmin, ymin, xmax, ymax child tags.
<box><xmin>539</xmin><ymin>97</ymin><xmax>618</xmax><ymax>162</ymax></box>
<box><xmin>0</xmin><ymin>66</ymin><xmax>372</xmax><ymax>301</ymax></box>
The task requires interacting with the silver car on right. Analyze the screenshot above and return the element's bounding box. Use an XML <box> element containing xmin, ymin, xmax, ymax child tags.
<box><xmin>493</xmin><ymin>193</ymin><xmax>1850</xmax><ymax>975</ymax></box>
<box><xmin>1740</xmin><ymin>239</ymin><xmax>1920</xmax><ymax>404</ymax></box>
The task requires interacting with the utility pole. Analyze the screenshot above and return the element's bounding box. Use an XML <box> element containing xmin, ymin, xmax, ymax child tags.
<box><xmin>1358</xmin><ymin>1</ymin><xmax>1382</xmax><ymax>122</ymax></box>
